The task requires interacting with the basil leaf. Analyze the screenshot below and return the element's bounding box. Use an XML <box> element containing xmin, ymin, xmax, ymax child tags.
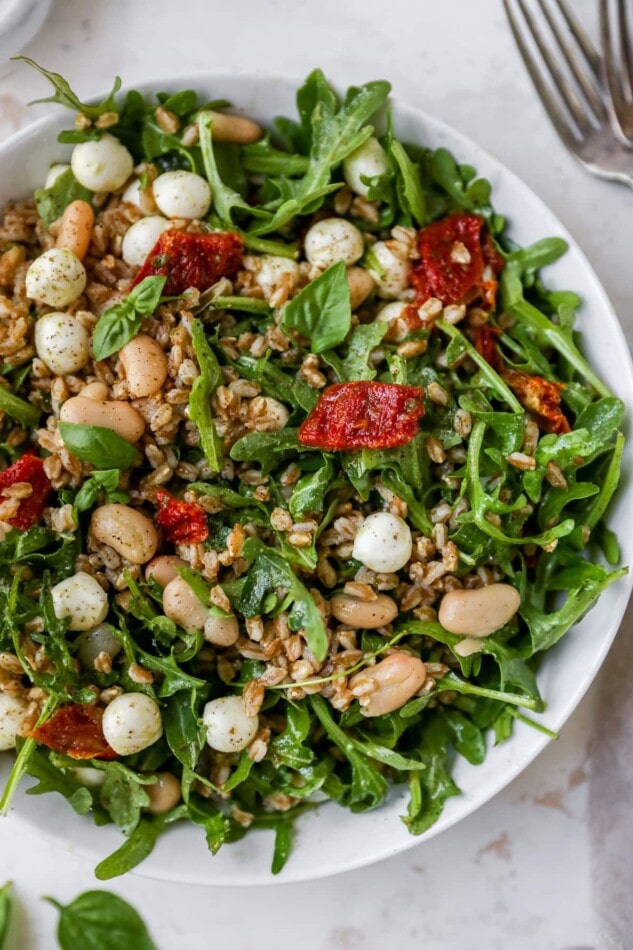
<box><xmin>282</xmin><ymin>261</ymin><xmax>351</xmax><ymax>353</ymax></box>
<box><xmin>93</xmin><ymin>276</ymin><xmax>167</xmax><ymax>360</ymax></box>
<box><xmin>127</xmin><ymin>274</ymin><xmax>168</xmax><ymax>313</ymax></box>
<box><xmin>0</xmin><ymin>882</ymin><xmax>11</xmax><ymax>950</ymax></box>
<box><xmin>58</xmin><ymin>421</ymin><xmax>141</xmax><ymax>470</ymax></box>
<box><xmin>34</xmin><ymin>167</ymin><xmax>93</xmax><ymax>229</ymax></box>
<box><xmin>189</xmin><ymin>319</ymin><xmax>223</xmax><ymax>472</ymax></box>
<box><xmin>0</xmin><ymin>386</ymin><xmax>40</xmax><ymax>428</ymax></box>
<box><xmin>46</xmin><ymin>890</ymin><xmax>156</xmax><ymax>950</ymax></box>
<box><xmin>73</xmin><ymin>469</ymin><xmax>125</xmax><ymax>512</ymax></box>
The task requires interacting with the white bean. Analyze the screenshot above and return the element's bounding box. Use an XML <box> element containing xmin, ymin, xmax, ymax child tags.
<box><xmin>330</xmin><ymin>593</ymin><xmax>398</xmax><ymax>628</ymax></box>
<box><xmin>162</xmin><ymin>576</ymin><xmax>208</xmax><ymax>633</ymax></box>
<box><xmin>145</xmin><ymin>555</ymin><xmax>187</xmax><ymax>588</ymax></box>
<box><xmin>119</xmin><ymin>334</ymin><xmax>168</xmax><ymax>397</ymax></box>
<box><xmin>56</xmin><ymin>199</ymin><xmax>94</xmax><ymax>261</ymax></box>
<box><xmin>208</xmin><ymin>111</ymin><xmax>263</xmax><ymax>144</ymax></box>
<box><xmin>90</xmin><ymin>504</ymin><xmax>158</xmax><ymax>564</ymax></box>
<box><xmin>350</xmin><ymin>653</ymin><xmax>427</xmax><ymax>717</ymax></box>
<box><xmin>438</xmin><ymin>583</ymin><xmax>521</xmax><ymax>637</ymax></box>
<box><xmin>347</xmin><ymin>267</ymin><xmax>375</xmax><ymax>311</ymax></box>
<box><xmin>60</xmin><ymin>395</ymin><xmax>145</xmax><ymax>443</ymax></box>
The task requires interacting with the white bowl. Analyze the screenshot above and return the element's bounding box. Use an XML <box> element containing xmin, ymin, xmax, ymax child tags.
<box><xmin>1</xmin><ymin>73</ymin><xmax>631</xmax><ymax>886</ymax></box>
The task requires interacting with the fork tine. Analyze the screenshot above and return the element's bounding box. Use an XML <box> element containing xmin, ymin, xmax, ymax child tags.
<box><xmin>537</xmin><ymin>0</ymin><xmax>606</xmax><ymax>121</ymax></box>
<box><xmin>617</xmin><ymin>0</ymin><xmax>633</xmax><ymax>98</ymax></box>
<box><xmin>555</xmin><ymin>0</ymin><xmax>603</xmax><ymax>78</ymax></box>
<box><xmin>515</xmin><ymin>0</ymin><xmax>597</xmax><ymax>134</ymax></box>
<box><xmin>504</xmin><ymin>0</ymin><xmax>580</xmax><ymax>151</ymax></box>
<box><xmin>600</xmin><ymin>0</ymin><xmax>629</xmax><ymax>121</ymax></box>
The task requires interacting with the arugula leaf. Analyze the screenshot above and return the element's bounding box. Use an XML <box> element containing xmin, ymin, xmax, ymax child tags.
<box><xmin>189</xmin><ymin>319</ymin><xmax>223</xmax><ymax>473</ymax></box>
<box><xmin>163</xmin><ymin>690</ymin><xmax>205</xmax><ymax>771</ymax></box>
<box><xmin>34</xmin><ymin>167</ymin><xmax>93</xmax><ymax>228</ymax></box>
<box><xmin>187</xmin><ymin>794</ymin><xmax>229</xmax><ymax>854</ymax></box>
<box><xmin>270</xmin><ymin>703</ymin><xmax>314</xmax><ymax>769</ymax></box>
<box><xmin>271</xmin><ymin>819</ymin><xmax>294</xmax><ymax>874</ymax></box>
<box><xmin>0</xmin><ymin>386</ymin><xmax>41</xmax><ymax>428</ymax></box>
<box><xmin>94</xmin><ymin>816</ymin><xmax>165</xmax><ymax>880</ymax></box>
<box><xmin>289</xmin><ymin>458</ymin><xmax>335</xmax><ymax>520</ymax></box>
<box><xmin>92</xmin><ymin>276</ymin><xmax>167</xmax><ymax>360</ymax></box>
<box><xmin>235</xmin><ymin>354</ymin><xmax>318</xmax><ymax>413</ymax></box>
<box><xmin>230</xmin><ymin>429</ymin><xmax>308</xmax><ymax>473</ymax></box>
<box><xmin>237</xmin><ymin>546</ymin><xmax>328</xmax><ymax>661</ymax></box>
<box><xmin>390</xmin><ymin>139</ymin><xmax>426</xmax><ymax>225</ymax></box>
<box><xmin>282</xmin><ymin>261</ymin><xmax>351</xmax><ymax>354</ymax></box>
<box><xmin>96</xmin><ymin>762</ymin><xmax>153</xmax><ymax>835</ymax></box>
<box><xmin>58</xmin><ymin>421</ymin><xmax>141</xmax><ymax>470</ymax></box>
<box><xmin>46</xmin><ymin>890</ymin><xmax>156</xmax><ymax>950</ymax></box>
<box><xmin>325</xmin><ymin>321</ymin><xmax>387</xmax><ymax>382</ymax></box>
<box><xmin>23</xmin><ymin>747</ymin><xmax>93</xmax><ymax>815</ymax></box>
<box><xmin>16</xmin><ymin>57</ymin><xmax>122</xmax><ymax>119</ymax></box>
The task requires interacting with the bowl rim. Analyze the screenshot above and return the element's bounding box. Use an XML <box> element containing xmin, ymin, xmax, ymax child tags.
<box><xmin>1</xmin><ymin>68</ymin><xmax>632</xmax><ymax>886</ymax></box>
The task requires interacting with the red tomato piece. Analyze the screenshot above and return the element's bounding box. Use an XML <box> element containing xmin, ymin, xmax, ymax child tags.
<box><xmin>502</xmin><ymin>369</ymin><xmax>571</xmax><ymax>435</ymax></box>
<box><xmin>298</xmin><ymin>382</ymin><xmax>425</xmax><ymax>451</ymax></box>
<box><xmin>0</xmin><ymin>454</ymin><xmax>52</xmax><ymax>530</ymax></box>
<box><xmin>30</xmin><ymin>704</ymin><xmax>117</xmax><ymax>760</ymax></box>
<box><xmin>410</xmin><ymin>213</ymin><xmax>503</xmax><ymax>308</ymax></box>
<box><xmin>131</xmin><ymin>229</ymin><xmax>244</xmax><ymax>297</ymax></box>
<box><xmin>472</xmin><ymin>323</ymin><xmax>503</xmax><ymax>372</ymax></box>
<box><xmin>155</xmin><ymin>489</ymin><xmax>209</xmax><ymax>544</ymax></box>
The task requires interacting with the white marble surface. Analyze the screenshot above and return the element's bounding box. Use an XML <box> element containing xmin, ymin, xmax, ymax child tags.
<box><xmin>0</xmin><ymin>0</ymin><xmax>631</xmax><ymax>946</ymax></box>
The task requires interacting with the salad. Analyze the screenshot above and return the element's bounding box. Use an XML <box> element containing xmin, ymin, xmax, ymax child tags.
<box><xmin>0</xmin><ymin>60</ymin><xmax>625</xmax><ymax>878</ymax></box>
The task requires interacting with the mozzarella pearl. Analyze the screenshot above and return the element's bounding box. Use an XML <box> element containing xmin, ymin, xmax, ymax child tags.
<box><xmin>352</xmin><ymin>512</ymin><xmax>413</xmax><ymax>573</ymax></box>
<box><xmin>71</xmin><ymin>133</ymin><xmax>134</xmax><ymax>192</ymax></box>
<box><xmin>25</xmin><ymin>248</ymin><xmax>87</xmax><ymax>308</ymax></box>
<box><xmin>0</xmin><ymin>693</ymin><xmax>29</xmax><ymax>751</ymax></box>
<box><xmin>343</xmin><ymin>137</ymin><xmax>389</xmax><ymax>197</ymax></box>
<box><xmin>34</xmin><ymin>312</ymin><xmax>90</xmax><ymax>376</ymax></box>
<box><xmin>304</xmin><ymin>218</ymin><xmax>364</xmax><ymax>269</ymax></box>
<box><xmin>255</xmin><ymin>255</ymin><xmax>299</xmax><ymax>300</ymax></box>
<box><xmin>102</xmin><ymin>692</ymin><xmax>163</xmax><ymax>756</ymax></box>
<box><xmin>75</xmin><ymin>623</ymin><xmax>122</xmax><ymax>670</ymax></box>
<box><xmin>121</xmin><ymin>216</ymin><xmax>170</xmax><ymax>267</ymax></box>
<box><xmin>71</xmin><ymin>767</ymin><xmax>106</xmax><ymax>787</ymax></box>
<box><xmin>203</xmin><ymin>696</ymin><xmax>259</xmax><ymax>753</ymax></box>
<box><xmin>367</xmin><ymin>241</ymin><xmax>411</xmax><ymax>298</ymax></box>
<box><xmin>44</xmin><ymin>163</ymin><xmax>70</xmax><ymax>189</ymax></box>
<box><xmin>51</xmin><ymin>572</ymin><xmax>109</xmax><ymax>632</ymax></box>
<box><xmin>153</xmin><ymin>170</ymin><xmax>212</xmax><ymax>220</ymax></box>
<box><xmin>121</xmin><ymin>178</ymin><xmax>143</xmax><ymax>209</ymax></box>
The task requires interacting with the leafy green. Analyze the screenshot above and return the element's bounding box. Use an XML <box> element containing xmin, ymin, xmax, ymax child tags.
<box><xmin>92</xmin><ymin>276</ymin><xmax>167</xmax><ymax>360</ymax></box>
<box><xmin>73</xmin><ymin>469</ymin><xmax>127</xmax><ymax>512</ymax></box>
<box><xmin>24</xmin><ymin>748</ymin><xmax>93</xmax><ymax>815</ymax></box>
<box><xmin>97</xmin><ymin>762</ymin><xmax>153</xmax><ymax>835</ymax></box>
<box><xmin>189</xmin><ymin>319</ymin><xmax>223</xmax><ymax>473</ymax></box>
<box><xmin>0</xmin><ymin>386</ymin><xmax>41</xmax><ymax>428</ymax></box>
<box><xmin>46</xmin><ymin>890</ymin><xmax>156</xmax><ymax>950</ymax></box>
<box><xmin>94</xmin><ymin>817</ymin><xmax>165</xmax><ymax>880</ymax></box>
<box><xmin>163</xmin><ymin>690</ymin><xmax>205</xmax><ymax>771</ymax></box>
<box><xmin>0</xmin><ymin>882</ymin><xmax>10</xmax><ymax>950</ymax></box>
<box><xmin>390</xmin><ymin>139</ymin><xmax>426</xmax><ymax>225</ymax></box>
<box><xmin>16</xmin><ymin>56</ymin><xmax>122</xmax><ymax>119</ymax></box>
<box><xmin>289</xmin><ymin>458</ymin><xmax>335</xmax><ymax>520</ymax></box>
<box><xmin>34</xmin><ymin>167</ymin><xmax>93</xmax><ymax>228</ymax></box>
<box><xmin>282</xmin><ymin>261</ymin><xmax>351</xmax><ymax>354</ymax></box>
<box><xmin>58</xmin><ymin>422</ymin><xmax>140</xmax><ymax>470</ymax></box>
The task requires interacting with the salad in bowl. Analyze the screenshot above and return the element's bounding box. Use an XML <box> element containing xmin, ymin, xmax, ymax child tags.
<box><xmin>0</xmin><ymin>59</ymin><xmax>626</xmax><ymax>879</ymax></box>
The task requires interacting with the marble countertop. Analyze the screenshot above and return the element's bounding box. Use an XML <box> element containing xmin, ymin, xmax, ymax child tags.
<box><xmin>0</xmin><ymin>0</ymin><xmax>631</xmax><ymax>946</ymax></box>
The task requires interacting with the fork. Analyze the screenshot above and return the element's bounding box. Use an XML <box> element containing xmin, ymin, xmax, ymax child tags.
<box><xmin>601</xmin><ymin>0</ymin><xmax>633</xmax><ymax>141</ymax></box>
<box><xmin>504</xmin><ymin>0</ymin><xmax>633</xmax><ymax>187</ymax></box>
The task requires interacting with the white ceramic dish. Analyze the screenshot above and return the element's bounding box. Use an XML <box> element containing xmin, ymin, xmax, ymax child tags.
<box><xmin>0</xmin><ymin>73</ymin><xmax>631</xmax><ymax>886</ymax></box>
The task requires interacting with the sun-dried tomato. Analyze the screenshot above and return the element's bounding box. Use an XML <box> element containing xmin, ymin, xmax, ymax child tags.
<box><xmin>155</xmin><ymin>489</ymin><xmax>209</xmax><ymax>544</ymax></box>
<box><xmin>298</xmin><ymin>382</ymin><xmax>425</xmax><ymax>451</ymax></box>
<box><xmin>0</xmin><ymin>454</ymin><xmax>52</xmax><ymax>530</ymax></box>
<box><xmin>30</xmin><ymin>704</ymin><xmax>117</xmax><ymax>760</ymax></box>
<box><xmin>473</xmin><ymin>323</ymin><xmax>503</xmax><ymax>372</ymax></box>
<box><xmin>502</xmin><ymin>369</ymin><xmax>571</xmax><ymax>435</ymax></box>
<box><xmin>131</xmin><ymin>229</ymin><xmax>244</xmax><ymax>297</ymax></box>
<box><xmin>410</xmin><ymin>213</ymin><xmax>503</xmax><ymax>309</ymax></box>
